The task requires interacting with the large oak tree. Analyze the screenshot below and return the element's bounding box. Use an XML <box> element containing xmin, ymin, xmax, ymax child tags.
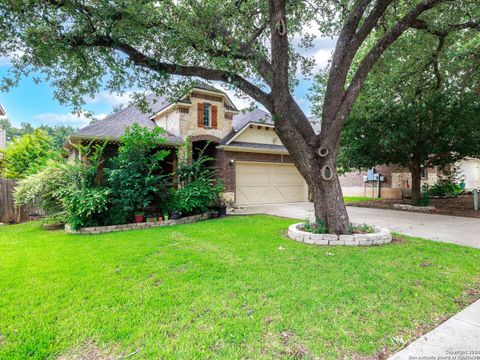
<box><xmin>0</xmin><ymin>0</ymin><xmax>478</xmax><ymax>233</ymax></box>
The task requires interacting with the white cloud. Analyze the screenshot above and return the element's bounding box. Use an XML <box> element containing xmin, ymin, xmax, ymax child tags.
<box><xmin>33</xmin><ymin>112</ymin><xmax>107</xmax><ymax>127</ymax></box>
<box><xmin>313</xmin><ymin>48</ymin><xmax>334</xmax><ymax>71</ymax></box>
<box><xmin>0</xmin><ymin>50</ymin><xmax>26</xmax><ymax>67</ymax></box>
<box><xmin>86</xmin><ymin>91</ymin><xmax>134</xmax><ymax>106</ymax></box>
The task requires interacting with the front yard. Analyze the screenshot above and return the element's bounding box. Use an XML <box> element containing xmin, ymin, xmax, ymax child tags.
<box><xmin>0</xmin><ymin>215</ymin><xmax>479</xmax><ymax>359</ymax></box>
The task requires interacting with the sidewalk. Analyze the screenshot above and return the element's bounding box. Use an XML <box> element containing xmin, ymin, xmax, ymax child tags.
<box><xmin>388</xmin><ymin>299</ymin><xmax>480</xmax><ymax>359</ymax></box>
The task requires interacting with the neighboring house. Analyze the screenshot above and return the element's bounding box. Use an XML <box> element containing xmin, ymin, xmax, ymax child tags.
<box><xmin>65</xmin><ymin>83</ymin><xmax>475</xmax><ymax>206</ymax></box>
<box><xmin>458</xmin><ymin>158</ymin><xmax>480</xmax><ymax>190</ymax></box>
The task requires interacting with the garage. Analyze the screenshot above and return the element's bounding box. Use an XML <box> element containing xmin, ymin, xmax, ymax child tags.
<box><xmin>459</xmin><ymin>158</ymin><xmax>480</xmax><ymax>190</ymax></box>
<box><xmin>235</xmin><ymin>161</ymin><xmax>308</xmax><ymax>205</ymax></box>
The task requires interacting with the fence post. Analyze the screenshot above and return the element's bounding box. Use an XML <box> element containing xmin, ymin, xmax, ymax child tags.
<box><xmin>474</xmin><ymin>189</ymin><xmax>479</xmax><ymax>211</ymax></box>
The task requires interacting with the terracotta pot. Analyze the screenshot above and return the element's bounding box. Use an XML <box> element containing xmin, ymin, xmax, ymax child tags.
<box><xmin>134</xmin><ymin>214</ymin><xmax>144</xmax><ymax>223</ymax></box>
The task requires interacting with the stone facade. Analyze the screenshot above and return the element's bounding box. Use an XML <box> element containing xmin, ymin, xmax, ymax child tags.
<box><xmin>151</xmin><ymin>90</ymin><xmax>237</xmax><ymax>141</ymax></box>
<box><xmin>287</xmin><ymin>223</ymin><xmax>392</xmax><ymax>246</ymax></box>
<box><xmin>66</xmin><ymin>212</ymin><xmax>214</xmax><ymax>235</ymax></box>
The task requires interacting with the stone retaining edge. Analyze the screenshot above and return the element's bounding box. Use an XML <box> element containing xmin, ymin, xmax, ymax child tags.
<box><xmin>287</xmin><ymin>223</ymin><xmax>392</xmax><ymax>246</ymax></box>
<box><xmin>65</xmin><ymin>212</ymin><xmax>213</xmax><ymax>235</ymax></box>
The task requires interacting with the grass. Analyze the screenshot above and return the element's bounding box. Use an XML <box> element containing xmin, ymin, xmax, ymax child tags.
<box><xmin>0</xmin><ymin>216</ymin><xmax>479</xmax><ymax>359</ymax></box>
<box><xmin>344</xmin><ymin>196</ymin><xmax>380</xmax><ymax>203</ymax></box>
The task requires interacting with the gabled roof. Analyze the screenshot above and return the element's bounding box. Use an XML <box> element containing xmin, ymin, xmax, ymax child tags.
<box><xmin>0</xmin><ymin>104</ymin><xmax>6</xmax><ymax>117</ymax></box>
<box><xmin>221</xmin><ymin>108</ymin><xmax>321</xmax><ymax>146</ymax></box>
<box><xmin>69</xmin><ymin>93</ymin><xmax>182</xmax><ymax>144</ymax></box>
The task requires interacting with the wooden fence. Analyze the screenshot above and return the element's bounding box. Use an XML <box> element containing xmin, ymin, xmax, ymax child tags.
<box><xmin>0</xmin><ymin>178</ymin><xmax>43</xmax><ymax>224</ymax></box>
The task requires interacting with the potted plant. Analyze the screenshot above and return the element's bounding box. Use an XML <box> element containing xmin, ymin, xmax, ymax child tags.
<box><xmin>171</xmin><ymin>211</ymin><xmax>180</xmax><ymax>220</ymax></box>
<box><xmin>164</xmin><ymin>213</ymin><xmax>169</xmax><ymax>221</ymax></box>
<box><xmin>214</xmin><ymin>197</ymin><xmax>228</xmax><ymax>217</ymax></box>
<box><xmin>134</xmin><ymin>211</ymin><xmax>144</xmax><ymax>223</ymax></box>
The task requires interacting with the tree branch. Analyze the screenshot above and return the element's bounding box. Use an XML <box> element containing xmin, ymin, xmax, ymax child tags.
<box><xmin>67</xmin><ymin>35</ymin><xmax>273</xmax><ymax>110</ymax></box>
<box><xmin>337</xmin><ymin>0</ymin><xmax>447</xmax><ymax>129</ymax></box>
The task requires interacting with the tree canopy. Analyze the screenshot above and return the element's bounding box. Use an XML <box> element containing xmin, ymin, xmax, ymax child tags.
<box><xmin>0</xmin><ymin>118</ymin><xmax>76</xmax><ymax>148</ymax></box>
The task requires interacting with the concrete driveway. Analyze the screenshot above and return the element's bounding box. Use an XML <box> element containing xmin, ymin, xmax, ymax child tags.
<box><xmin>231</xmin><ymin>202</ymin><xmax>480</xmax><ymax>249</ymax></box>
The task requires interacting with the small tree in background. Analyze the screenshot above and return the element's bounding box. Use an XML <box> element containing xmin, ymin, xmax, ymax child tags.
<box><xmin>0</xmin><ymin>129</ymin><xmax>58</xmax><ymax>179</ymax></box>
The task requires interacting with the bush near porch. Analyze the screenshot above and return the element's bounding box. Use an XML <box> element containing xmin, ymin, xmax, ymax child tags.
<box><xmin>0</xmin><ymin>215</ymin><xmax>479</xmax><ymax>359</ymax></box>
<box><xmin>13</xmin><ymin>125</ymin><xmax>223</xmax><ymax>230</ymax></box>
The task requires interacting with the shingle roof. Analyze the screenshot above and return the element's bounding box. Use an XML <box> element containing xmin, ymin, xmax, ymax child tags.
<box><xmin>232</xmin><ymin>108</ymin><xmax>273</xmax><ymax>130</ymax></box>
<box><xmin>232</xmin><ymin>108</ymin><xmax>321</xmax><ymax>133</ymax></box>
<box><xmin>70</xmin><ymin>81</ymin><xmax>238</xmax><ymax>144</ymax></box>
<box><xmin>71</xmin><ymin>93</ymin><xmax>182</xmax><ymax>143</ymax></box>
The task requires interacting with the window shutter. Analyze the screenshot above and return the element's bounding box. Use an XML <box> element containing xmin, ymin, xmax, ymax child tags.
<box><xmin>197</xmin><ymin>103</ymin><xmax>204</xmax><ymax>128</ymax></box>
<box><xmin>211</xmin><ymin>105</ymin><xmax>218</xmax><ymax>129</ymax></box>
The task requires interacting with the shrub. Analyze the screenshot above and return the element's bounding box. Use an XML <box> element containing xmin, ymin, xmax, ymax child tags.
<box><xmin>422</xmin><ymin>165</ymin><xmax>464</xmax><ymax>198</ymax></box>
<box><xmin>423</xmin><ymin>179</ymin><xmax>463</xmax><ymax>198</ymax></box>
<box><xmin>418</xmin><ymin>191</ymin><xmax>431</xmax><ymax>206</ymax></box>
<box><xmin>303</xmin><ymin>217</ymin><xmax>330</xmax><ymax>234</ymax></box>
<box><xmin>105</xmin><ymin>124</ymin><xmax>172</xmax><ymax>224</ymax></box>
<box><xmin>349</xmin><ymin>223</ymin><xmax>375</xmax><ymax>234</ymax></box>
<box><xmin>172</xmin><ymin>145</ymin><xmax>223</xmax><ymax>216</ymax></box>
<box><xmin>14</xmin><ymin>159</ymin><xmax>71</xmax><ymax>214</ymax></box>
<box><xmin>57</xmin><ymin>186</ymin><xmax>111</xmax><ymax>230</ymax></box>
<box><xmin>0</xmin><ymin>129</ymin><xmax>58</xmax><ymax>179</ymax></box>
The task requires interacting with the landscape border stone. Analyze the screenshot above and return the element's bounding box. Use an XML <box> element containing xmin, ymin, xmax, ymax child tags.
<box><xmin>65</xmin><ymin>212</ymin><xmax>213</xmax><ymax>235</ymax></box>
<box><xmin>287</xmin><ymin>223</ymin><xmax>392</xmax><ymax>246</ymax></box>
<box><xmin>393</xmin><ymin>203</ymin><xmax>436</xmax><ymax>213</ymax></box>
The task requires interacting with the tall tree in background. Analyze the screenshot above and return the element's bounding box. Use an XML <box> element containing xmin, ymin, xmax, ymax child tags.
<box><xmin>0</xmin><ymin>0</ymin><xmax>478</xmax><ymax>233</ymax></box>
<box><xmin>338</xmin><ymin>29</ymin><xmax>480</xmax><ymax>205</ymax></box>
<box><xmin>0</xmin><ymin>118</ymin><xmax>76</xmax><ymax>148</ymax></box>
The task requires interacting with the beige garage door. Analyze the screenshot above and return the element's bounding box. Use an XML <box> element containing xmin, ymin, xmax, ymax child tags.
<box><xmin>235</xmin><ymin>162</ymin><xmax>307</xmax><ymax>205</ymax></box>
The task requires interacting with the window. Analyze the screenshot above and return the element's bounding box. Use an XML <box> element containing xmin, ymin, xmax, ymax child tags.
<box><xmin>420</xmin><ymin>165</ymin><xmax>427</xmax><ymax>179</ymax></box>
<box><xmin>203</xmin><ymin>103</ymin><xmax>211</xmax><ymax>127</ymax></box>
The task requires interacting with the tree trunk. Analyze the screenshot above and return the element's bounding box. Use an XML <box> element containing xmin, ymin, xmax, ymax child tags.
<box><xmin>268</xmin><ymin>0</ymin><xmax>350</xmax><ymax>233</ymax></box>
<box><xmin>410</xmin><ymin>157</ymin><xmax>422</xmax><ymax>206</ymax></box>
<box><xmin>272</xmin><ymin>106</ymin><xmax>350</xmax><ymax>234</ymax></box>
<box><xmin>308</xmin><ymin>162</ymin><xmax>349</xmax><ymax>233</ymax></box>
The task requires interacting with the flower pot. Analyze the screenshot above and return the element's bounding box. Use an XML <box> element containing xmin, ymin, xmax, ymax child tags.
<box><xmin>134</xmin><ymin>214</ymin><xmax>144</xmax><ymax>223</ymax></box>
<box><xmin>217</xmin><ymin>205</ymin><xmax>227</xmax><ymax>217</ymax></box>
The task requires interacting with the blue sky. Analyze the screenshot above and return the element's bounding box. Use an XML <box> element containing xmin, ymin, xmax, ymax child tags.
<box><xmin>0</xmin><ymin>35</ymin><xmax>335</xmax><ymax>129</ymax></box>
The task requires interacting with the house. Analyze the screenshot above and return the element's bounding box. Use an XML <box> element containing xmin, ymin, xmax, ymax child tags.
<box><xmin>458</xmin><ymin>158</ymin><xmax>480</xmax><ymax>190</ymax></box>
<box><xmin>65</xmin><ymin>83</ymin><xmax>477</xmax><ymax>206</ymax></box>
<box><xmin>66</xmin><ymin>83</ymin><xmax>317</xmax><ymax>206</ymax></box>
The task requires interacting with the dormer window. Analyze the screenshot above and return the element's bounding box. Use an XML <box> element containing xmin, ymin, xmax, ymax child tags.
<box><xmin>197</xmin><ymin>103</ymin><xmax>218</xmax><ymax>129</ymax></box>
<box><xmin>203</xmin><ymin>103</ymin><xmax>211</xmax><ymax>128</ymax></box>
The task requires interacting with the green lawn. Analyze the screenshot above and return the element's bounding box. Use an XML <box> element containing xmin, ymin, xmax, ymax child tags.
<box><xmin>344</xmin><ymin>196</ymin><xmax>379</xmax><ymax>204</ymax></box>
<box><xmin>0</xmin><ymin>216</ymin><xmax>479</xmax><ymax>359</ymax></box>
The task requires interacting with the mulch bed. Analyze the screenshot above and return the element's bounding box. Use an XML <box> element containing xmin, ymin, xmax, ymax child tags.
<box><xmin>348</xmin><ymin>194</ymin><xmax>480</xmax><ymax>219</ymax></box>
